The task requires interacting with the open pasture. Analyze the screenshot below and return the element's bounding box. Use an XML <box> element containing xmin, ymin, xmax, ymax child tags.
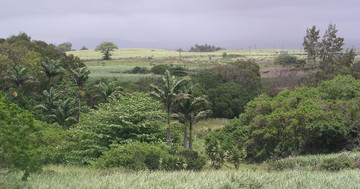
<box><xmin>68</xmin><ymin>48</ymin><xmax>305</xmax><ymax>61</ymax></box>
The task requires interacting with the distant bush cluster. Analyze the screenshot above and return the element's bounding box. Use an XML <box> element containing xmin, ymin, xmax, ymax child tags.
<box><xmin>189</xmin><ymin>44</ymin><xmax>223</xmax><ymax>52</ymax></box>
<box><xmin>150</xmin><ymin>64</ymin><xmax>188</xmax><ymax>76</ymax></box>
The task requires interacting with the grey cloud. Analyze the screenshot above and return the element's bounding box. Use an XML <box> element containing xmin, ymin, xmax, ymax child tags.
<box><xmin>1</xmin><ymin>0</ymin><xmax>359</xmax><ymax>50</ymax></box>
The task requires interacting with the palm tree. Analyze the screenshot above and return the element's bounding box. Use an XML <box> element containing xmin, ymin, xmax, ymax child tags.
<box><xmin>71</xmin><ymin>67</ymin><xmax>90</xmax><ymax>122</ymax></box>
<box><xmin>7</xmin><ymin>65</ymin><xmax>35</xmax><ymax>90</ymax></box>
<box><xmin>150</xmin><ymin>70</ymin><xmax>186</xmax><ymax>146</ymax></box>
<box><xmin>174</xmin><ymin>93</ymin><xmax>211</xmax><ymax>149</ymax></box>
<box><xmin>34</xmin><ymin>87</ymin><xmax>61</xmax><ymax>120</ymax></box>
<box><xmin>40</xmin><ymin>59</ymin><xmax>64</xmax><ymax>90</ymax></box>
<box><xmin>94</xmin><ymin>81</ymin><xmax>124</xmax><ymax>102</ymax></box>
<box><xmin>49</xmin><ymin>98</ymin><xmax>78</xmax><ymax>129</ymax></box>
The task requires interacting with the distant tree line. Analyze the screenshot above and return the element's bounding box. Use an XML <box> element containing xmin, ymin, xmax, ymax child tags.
<box><xmin>189</xmin><ymin>44</ymin><xmax>224</xmax><ymax>52</ymax></box>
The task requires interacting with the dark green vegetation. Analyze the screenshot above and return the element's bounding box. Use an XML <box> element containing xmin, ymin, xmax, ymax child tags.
<box><xmin>189</xmin><ymin>44</ymin><xmax>223</xmax><ymax>52</ymax></box>
<box><xmin>206</xmin><ymin>76</ymin><xmax>360</xmax><ymax>168</ymax></box>
<box><xmin>1</xmin><ymin>24</ymin><xmax>360</xmax><ymax>185</ymax></box>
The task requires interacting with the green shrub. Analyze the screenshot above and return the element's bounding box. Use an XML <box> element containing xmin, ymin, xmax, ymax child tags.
<box><xmin>274</xmin><ymin>55</ymin><xmax>297</xmax><ymax>66</ymax></box>
<box><xmin>169</xmin><ymin>66</ymin><xmax>187</xmax><ymax>77</ymax></box>
<box><xmin>222</xmin><ymin>52</ymin><xmax>227</xmax><ymax>58</ymax></box>
<box><xmin>320</xmin><ymin>156</ymin><xmax>354</xmax><ymax>171</ymax></box>
<box><xmin>0</xmin><ymin>94</ymin><xmax>44</xmax><ymax>180</ymax></box>
<box><xmin>150</xmin><ymin>65</ymin><xmax>187</xmax><ymax>76</ymax></box>
<box><xmin>35</xmin><ymin>122</ymin><xmax>71</xmax><ymax>164</ymax></box>
<box><xmin>205</xmin><ymin>134</ymin><xmax>225</xmax><ymax>169</ymax></box>
<box><xmin>207</xmin><ymin>82</ymin><xmax>250</xmax><ymax>118</ymax></box>
<box><xmin>145</xmin><ymin>150</ymin><xmax>161</xmax><ymax>171</ymax></box>
<box><xmin>94</xmin><ymin>142</ymin><xmax>169</xmax><ymax>171</ymax></box>
<box><xmin>151</xmin><ymin>65</ymin><xmax>169</xmax><ymax>75</ymax></box>
<box><xmin>131</xmin><ymin>66</ymin><xmax>149</xmax><ymax>74</ymax></box>
<box><xmin>162</xmin><ymin>156</ymin><xmax>185</xmax><ymax>171</ymax></box>
<box><xmin>178</xmin><ymin>149</ymin><xmax>206</xmax><ymax>171</ymax></box>
<box><xmin>74</xmin><ymin>92</ymin><xmax>165</xmax><ymax>164</ymax></box>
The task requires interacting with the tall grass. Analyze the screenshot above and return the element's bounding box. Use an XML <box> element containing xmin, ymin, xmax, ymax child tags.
<box><xmin>2</xmin><ymin>166</ymin><xmax>360</xmax><ymax>189</ymax></box>
<box><xmin>269</xmin><ymin>151</ymin><xmax>360</xmax><ymax>171</ymax></box>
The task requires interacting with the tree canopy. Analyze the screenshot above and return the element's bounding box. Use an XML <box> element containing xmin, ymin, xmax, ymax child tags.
<box><xmin>95</xmin><ymin>41</ymin><xmax>118</xmax><ymax>60</ymax></box>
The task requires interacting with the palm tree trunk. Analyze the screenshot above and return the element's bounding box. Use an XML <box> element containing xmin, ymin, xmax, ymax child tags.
<box><xmin>189</xmin><ymin>122</ymin><xmax>193</xmax><ymax>149</ymax></box>
<box><xmin>78</xmin><ymin>88</ymin><xmax>81</xmax><ymax>122</ymax></box>
<box><xmin>166</xmin><ymin>105</ymin><xmax>171</xmax><ymax>146</ymax></box>
<box><xmin>184</xmin><ymin>129</ymin><xmax>188</xmax><ymax>149</ymax></box>
<box><xmin>48</xmin><ymin>78</ymin><xmax>52</xmax><ymax>92</ymax></box>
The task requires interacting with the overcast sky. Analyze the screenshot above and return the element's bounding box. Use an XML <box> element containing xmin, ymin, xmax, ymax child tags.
<box><xmin>1</xmin><ymin>0</ymin><xmax>360</xmax><ymax>50</ymax></box>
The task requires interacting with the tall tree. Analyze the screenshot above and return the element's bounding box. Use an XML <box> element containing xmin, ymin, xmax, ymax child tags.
<box><xmin>319</xmin><ymin>24</ymin><xmax>344</xmax><ymax>74</ymax></box>
<box><xmin>174</xmin><ymin>92</ymin><xmax>211</xmax><ymax>149</ymax></box>
<box><xmin>40</xmin><ymin>59</ymin><xmax>64</xmax><ymax>90</ymax></box>
<box><xmin>303</xmin><ymin>25</ymin><xmax>320</xmax><ymax>65</ymax></box>
<box><xmin>71</xmin><ymin>67</ymin><xmax>90</xmax><ymax>122</ymax></box>
<box><xmin>150</xmin><ymin>70</ymin><xmax>186</xmax><ymax>146</ymax></box>
<box><xmin>95</xmin><ymin>42</ymin><xmax>118</xmax><ymax>60</ymax></box>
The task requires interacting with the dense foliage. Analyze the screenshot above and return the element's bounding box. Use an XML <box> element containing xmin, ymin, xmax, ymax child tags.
<box><xmin>95</xmin><ymin>142</ymin><xmax>205</xmax><ymax>171</ymax></box>
<box><xmin>68</xmin><ymin>93</ymin><xmax>166</xmax><ymax>164</ymax></box>
<box><xmin>192</xmin><ymin>60</ymin><xmax>261</xmax><ymax>118</ymax></box>
<box><xmin>0</xmin><ymin>94</ymin><xmax>43</xmax><ymax>180</ymax></box>
<box><xmin>206</xmin><ymin>76</ymin><xmax>360</xmax><ymax>163</ymax></box>
<box><xmin>0</xmin><ymin>33</ymin><xmax>84</xmax><ymax>111</ymax></box>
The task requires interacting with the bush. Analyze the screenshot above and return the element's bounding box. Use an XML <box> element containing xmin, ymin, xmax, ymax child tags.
<box><xmin>178</xmin><ymin>149</ymin><xmax>206</xmax><ymax>171</ymax></box>
<box><xmin>213</xmin><ymin>60</ymin><xmax>262</xmax><ymax>97</ymax></box>
<box><xmin>150</xmin><ymin>65</ymin><xmax>187</xmax><ymax>76</ymax></box>
<box><xmin>169</xmin><ymin>66</ymin><xmax>187</xmax><ymax>77</ymax></box>
<box><xmin>162</xmin><ymin>156</ymin><xmax>184</xmax><ymax>171</ymax></box>
<box><xmin>94</xmin><ymin>143</ymin><xmax>206</xmax><ymax>171</ymax></box>
<box><xmin>0</xmin><ymin>94</ymin><xmax>43</xmax><ymax>180</ymax></box>
<box><xmin>207</xmin><ymin>82</ymin><xmax>251</xmax><ymax>118</ymax></box>
<box><xmin>94</xmin><ymin>142</ymin><xmax>169</xmax><ymax>171</ymax></box>
<box><xmin>145</xmin><ymin>150</ymin><xmax>161</xmax><ymax>170</ymax></box>
<box><xmin>151</xmin><ymin>65</ymin><xmax>169</xmax><ymax>75</ymax></box>
<box><xmin>320</xmin><ymin>156</ymin><xmax>354</xmax><ymax>171</ymax></box>
<box><xmin>131</xmin><ymin>66</ymin><xmax>149</xmax><ymax>74</ymax></box>
<box><xmin>79</xmin><ymin>92</ymin><xmax>165</xmax><ymax>147</ymax></box>
<box><xmin>274</xmin><ymin>55</ymin><xmax>297</xmax><ymax>66</ymax></box>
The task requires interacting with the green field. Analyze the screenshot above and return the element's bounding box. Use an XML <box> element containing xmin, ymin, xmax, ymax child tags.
<box><xmin>68</xmin><ymin>49</ymin><xmax>305</xmax><ymax>61</ymax></box>
<box><xmin>69</xmin><ymin>49</ymin><xmax>306</xmax><ymax>84</ymax></box>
